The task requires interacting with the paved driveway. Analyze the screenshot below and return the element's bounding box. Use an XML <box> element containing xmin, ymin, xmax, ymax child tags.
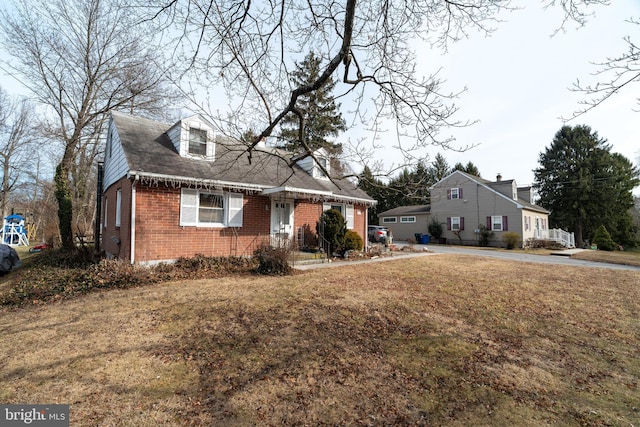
<box><xmin>295</xmin><ymin>243</ymin><xmax>640</xmax><ymax>272</ymax></box>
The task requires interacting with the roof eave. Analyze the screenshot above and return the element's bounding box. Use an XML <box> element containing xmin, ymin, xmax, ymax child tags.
<box><xmin>127</xmin><ymin>172</ymin><xmax>377</xmax><ymax>205</ymax></box>
<box><xmin>262</xmin><ymin>186</ymin><xmax>377</xmax><ymax>206</ymax></box>
<box><xmin>128</xmin><ymin>171</ymin><xmax>267</xmax><ymax>192</ymax></box>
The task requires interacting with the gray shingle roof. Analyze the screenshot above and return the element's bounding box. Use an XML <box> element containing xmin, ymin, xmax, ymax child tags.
<box><xmin>112</xmin><ymin>111</ymin><xmax>374</xmax><ymax>204</ymax></box>
<box><xmin>378</xmin><ymin>205</ymin><xmax>431</xmax><ymax>217</ymax></box>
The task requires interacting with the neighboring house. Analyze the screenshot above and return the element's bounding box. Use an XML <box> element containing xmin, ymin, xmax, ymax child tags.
<box><xmin>431</xmin><ymin>171</ymin><xmax>550</xmax><ymax>247</ymax></box>
<box><xmin>100</xmin><ymin>111</ymin><xmax>375</xmax><ymax>264</ymax></box>
<box><xmin>376</xmin><ymin>205</ymin><xmax>431</xmax><ymax>240</ymax></box>
<box><xmin>378</xmin><ymin>170</ymin><xmax>552</xmax><ymax>247</ymax></box>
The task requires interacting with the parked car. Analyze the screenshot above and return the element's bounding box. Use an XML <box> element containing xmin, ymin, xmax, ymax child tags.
<box><xmin>0</xmin><ymin>243</ymin><xmax>21</xmax><ymax>274</ymax></box>
<box><xmin>29</xmin><ymin>243</ymin><xmax>51</xmax><ymax>253</ymax></box>
<box><xmin>368</xmin><ymin>225</ymin><xmax>390</xmax><ymax>244</ymax></box>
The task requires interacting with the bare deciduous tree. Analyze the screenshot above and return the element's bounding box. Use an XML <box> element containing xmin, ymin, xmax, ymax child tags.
<box><xmin>0</xmin><ymin>0</ymin><xmax>181</xmax><ymax>249</ymax></box>
<box><xmin>570</xmin><ymin>17</ymin><xmax>640</xmax><ymax>118</ymax></box>
<box><xmin>143</xmin><ymin>0</ymin><xmax>608</xmax><ymax>176</ymax></box>
<box><xmin>0</xmin><ymin>89</ymin><xmax>37</xmax><ymax>218</ymax></box>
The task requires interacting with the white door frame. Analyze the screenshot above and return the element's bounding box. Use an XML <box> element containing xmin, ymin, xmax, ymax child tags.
<box><xmin>270</xmin><ymin>199</ymin><xmax>294</xmax><ymax>246</ymax></box>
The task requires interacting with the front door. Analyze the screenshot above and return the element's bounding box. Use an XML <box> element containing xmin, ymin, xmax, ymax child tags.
<box><xmin>271</xmin><ymin>200</ymin><xmax>294</xmax><ymax>246</ymax></box>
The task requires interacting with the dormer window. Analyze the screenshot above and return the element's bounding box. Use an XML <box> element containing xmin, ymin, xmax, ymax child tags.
<box><xmin>189</xmin><ymin>128</ymin><xmax>208</xmax><ymax>156</ymax></box>
<box><xmin>316</xmin><ymin>156</ymin><xmax>329</xmax><ymax>179</ymax></box>
<box><xmin>167</xmin><ymin>115</ymin><xmax>217</xmax><ymax>159</ymax></box>
<box><xmin>295</xmin><ymin>149</ymin><xmax>330</xmax><ymax>179</ymax></box>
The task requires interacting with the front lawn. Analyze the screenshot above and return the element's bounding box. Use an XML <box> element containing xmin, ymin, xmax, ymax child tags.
<box><xmin>1</xmin><ymin>255</ymin><xmax>638</xmax><ymax>425</ymax></box>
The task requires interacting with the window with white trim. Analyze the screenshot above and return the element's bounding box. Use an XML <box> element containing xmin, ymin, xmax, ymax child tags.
<box><xmin>115</xmin><ymin>189</ymin><xmax>122</xmax><ymax>227</ymax></box>
<box><xmin>450</xmin><ymin>188</ymin><xmax>460</xmax><ymax>199</ymax></box>
<box><xmin>451</xmin><ymin>216</ymin><xmax>461</xmax><ymax>231</ymax></box>
<box><xmin>323</xmin><ymin>203</ymin><xmax>354</xmax><ymax>229</ymax></box>
<box><xmin>188</xmin><ymin>128</ymin><xmax>207</xmax><ymax>156</ymax></box>
<box><xmin>316</xmin><ymin>157</ymin><xmax>329</xmax><ymax>179</ymax></box>
<box><xmin>491</xmin><ymin>215</ymin><xmax>503</xmax><ymax>231</ymax></box>
<box><xmin>180</xmin><ymin>189</ymin><xmax>243</xmax><ymax>227</ymax></box>
<box><xmin>107</xmin><ymin>129</ymin><xmax>113</xmax><ymax>159</ymax></box>
<box><xmin>400</xmin><ymin>216</ymin><xmax>416</xmax><ymax>223</ymax></box>
<box><xmin>181</xmin><ymin>121</ymin><xmax>215</xmax><ymax>160</ymax></box>
<box><xmin>103</xmin><ymin>197</ymin><xmax>108</xmax><ymax>228</ymax></box>
<box><xmin>382</xmin><ymin>217</ymin><xmax>397</xmax><ymax>224</ymax></box>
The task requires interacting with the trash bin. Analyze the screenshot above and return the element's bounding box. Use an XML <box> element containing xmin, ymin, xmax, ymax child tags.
<box><xmin>420</xmin><ymin>235</ymin><xmax>430</xmax><ymax>244</ymax></box>
<box><xmin>414</xmin><ymin>233</ymin><xmax>422</xmax><ymax>242</ymax></box>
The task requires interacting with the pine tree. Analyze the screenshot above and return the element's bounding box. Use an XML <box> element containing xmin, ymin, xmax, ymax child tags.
<box><xmin>429</xmin><ymin>153</ymin><xmax>451</xmax><ymax>182</ymax></box>
<box><xmin>533</xmin><ymin>125</ymin><xmax>639</xmax><ymax>248</ymax></box>
<box><xmin>358</xmin><ymin>166</ymin><xmax>387</xmax><ymax>224</ymax></box>
<box><xmin>453</xmin><ymin>161</ymin><xmax>481</xmax><ymax>177</ymax></box>
<box><xmin>592</xmin><ymin>225</ymin><xmax>616</xmax><ymax>251</ymax></box>
<box><xmin>279</xmin><ymin>52</ymin><xmax>346</xmax><ymax>154</ymax></box>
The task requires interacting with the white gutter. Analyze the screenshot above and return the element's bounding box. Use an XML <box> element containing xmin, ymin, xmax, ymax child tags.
<box><xmin>128</xmin><ymin>171</ymin><xmax>377</xmax><ymax>206</ymax></box>
<box><xmin>127</xmin><ymin>170</ymin><xmax>267</xmax><ymax>192</ymax></box>
<box><xmin>262</xmin><ymin>186</ymin><xmax>377</xmax><ymax>206</ymax></box>
<box><xmin>262</xmin><ymin>186</ymin><xmax>332</xmax><ymax>197</ymax></box>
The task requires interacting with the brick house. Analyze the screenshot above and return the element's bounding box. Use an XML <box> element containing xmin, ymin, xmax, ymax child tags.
<box><xmin>100</xmin><ymin>111</ymin><xmax>375</xmax><ymax>264</ymax></box>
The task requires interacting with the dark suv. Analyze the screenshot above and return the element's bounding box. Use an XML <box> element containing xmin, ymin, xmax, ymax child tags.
<box><xmin>0</xmin><ymin>243</ymin><xmax>21</xmax><ymax>275</ymax></box>
<box><xmin>368</xmin><ymin>225</ymin><xmax>389</xmax><ymax>244</ymax></box>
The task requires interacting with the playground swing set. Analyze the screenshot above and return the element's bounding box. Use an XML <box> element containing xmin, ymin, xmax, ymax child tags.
<box><xmin>2</xmin><ymin>214</ymin><xmax>30</xmax><ymax>247</ymax></box>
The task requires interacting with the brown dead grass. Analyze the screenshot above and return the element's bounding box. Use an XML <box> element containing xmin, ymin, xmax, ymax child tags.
<box><xmin>571</xmin><ymin>249</ymin><xmax>640</xmax><ymax>267</ymax></box>
<box><xmin>1</xmin><ymin>254</ymin><xmax>639</xmax><ymax>426</ymax></box>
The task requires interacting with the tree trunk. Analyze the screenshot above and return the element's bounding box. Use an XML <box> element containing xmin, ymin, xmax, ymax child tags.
<box><xmin>574</xmin><ymin>220</ymin><xmax>584</xmax><ymax>248</ymax></box>
<box><xmin>55</xmin><ymin>163</ymin><xmax>74</xmax><ymax>249</ymax></box>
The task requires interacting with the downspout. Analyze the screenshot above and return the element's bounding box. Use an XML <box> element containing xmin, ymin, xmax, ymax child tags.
<box><xmin>130</xmin><ymin>175</ymin><xmax>138</xmax><ymax>264</ymax></box>
<box><xmin>364</xmin><ymin>206</ymin><xmax>369</xmax><ymax>252</ymax></box>
<box><xmin>94</xmin><ymin>161</ymin><xmax>104</xmax><ymax>255</ymax></box>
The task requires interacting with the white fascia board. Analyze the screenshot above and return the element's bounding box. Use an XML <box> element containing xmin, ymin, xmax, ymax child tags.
<box><xmin>262</xmin><ymin>186</ymin><xmax>377</xmax><ymax>206</ymax></box>
<box><xmin>262</xmin><ymin>186</ymin><xmax>333</xmax><ymax>197</ymax></box>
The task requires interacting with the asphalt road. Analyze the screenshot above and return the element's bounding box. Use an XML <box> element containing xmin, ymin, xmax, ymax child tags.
<box><xmin>406</xmin><ymin>243</ymin><xmax>640</xmax><ymax>272</ymax></box>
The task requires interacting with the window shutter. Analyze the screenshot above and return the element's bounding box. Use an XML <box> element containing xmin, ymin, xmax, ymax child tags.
<box><xmin>460</xmin><ymin>217</ymin><xmax>465</xmax><ymax>231</ymax></box>
<box><xmin>447</xmin><ymin>217</ymin><xmax>451</xmax><ymax>230</ymax></box>
<box><xmin>227</xmin><ymin>193</ymin><xmax>243</xmax><ymax>227</ymax></box>
<box><xmin>503</xmin><ymin>216</ymin><xmax>508</xmax><ymax>231</ymax></box>
<box><xmin>345</xmin><ymin>205</ymin><xmax>355</xmax><ymax>229</ymax></box>
<box><xmin>459</xmin><ymin>188</ymin><xmax>463</xmax><ymax>199</ymax></box>
<box><xmin>486</xmin><ymin>216</ymin><xmax>491</xmax><ymax>229</ymax></box>
<box><xmin>447</xmin><ymin>189</ymin><xmax>451</xmax><ymax>200</ymax></box>
<box><xmin>180</xmin><ymin>189</ymin><xmax>198</xmax><ymax>225</ymax></box>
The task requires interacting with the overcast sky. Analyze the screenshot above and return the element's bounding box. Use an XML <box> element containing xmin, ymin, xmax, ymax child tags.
<box><xmin>1</xmin><ymin>1</ymin><xmax>637</xmax><ymax>193</ymax></box>
<box><xmin>412</xmin><ymin>1</ymin><xmax>639</xmax><ymax>190</ymax></box>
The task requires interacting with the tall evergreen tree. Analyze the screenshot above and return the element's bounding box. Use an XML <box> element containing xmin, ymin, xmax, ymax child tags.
<box><xmin>429</xmin><ymin>153</ymin><xmax>451</xmax><ymax>182</ymax></box>
<box><xmin>358</xmin><ymin>166</ymin><xmax>387</xmax><ymax>225</ymax></box>
<box><xmin>279</xmin><ymin>52</ymin><xmax>346</xmax><ymax>155</ymax></box>
<box><xmin>453</xmin><ymin>161</ymin><xmax>481</xmax><ymax>177</ymax></box>
<box><xmin>533</xmin><ymin>125</ymin><xmax>639</xmax><ymax>248</ymax></box>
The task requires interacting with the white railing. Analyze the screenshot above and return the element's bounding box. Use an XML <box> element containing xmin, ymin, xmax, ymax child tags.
<box><xmin>547</xmin><ymin>228</ymin><xmax>575</xmax><ymax>248</ymax></box>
